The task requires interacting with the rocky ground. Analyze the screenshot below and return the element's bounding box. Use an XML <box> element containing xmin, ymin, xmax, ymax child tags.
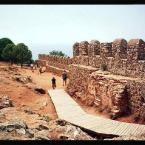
<box><xmin>0</xmin><ymin>62</ymin><xmax>145</xmax><ymax>140</ymax></box>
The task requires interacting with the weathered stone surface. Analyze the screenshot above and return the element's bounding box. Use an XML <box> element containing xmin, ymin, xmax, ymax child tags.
<box><xmin>34</xmin><ymin>130</ymin><xmax>50</xmax><ymax>140</ymax></box>
<box><xmin>79</xmin><ymin>41</ymin><xmax>89</xmax><ymax>56</ymax></box>
<box><xmin>0</xmin><ymin>95</ymin><xmax>13</xmax><ymax>109</ymax></box>
<box><xmin>66</xmin><ymin>64</ymin><xmax>145</xmax><ymax>119</ymax></box>
<box><xmin>73</xmin><ymin>42</ymin><xmax>80</xmax><ymax>57</ymax></box>
<box><xmin>48</xmin><ymin>119</ymin><xmax>94</xmax><ymax>140</ymax></box>
<box><xmin>127</xmin><ymin>39</ymin><xmax>145</xmax><ymax>61</ymax></box>
<box><xmin>66</xmin><ymin>64</ymin><xmax>98</xmax><ymax>106</ymax></box>
<box><xmin>13</xmin><ymin>75</ymin><xmax>32</xmax><ymax>84</ymax></box>
<box><xmin>112</xmin><ymin>39</ymin><xmax>127</xmax><ymax>59</ymax></box>
<box><xmin>46</xmin><ymin>65</ymin><xmax>69</xmax><ymax>77</ymax></box>
<box><xmin>88</xmin><ymin>40</ymin><xmax>100</xmax><ymax>56</ymax></box>
<box><xmin>100</xmin><ymin>42</ymin><xmax>112</xmax><ymax>58</ymax></box>
<box><xmin>0</xmin><ymin>120</ymin><xmax>28</xmax><ymax>132</ymax></box>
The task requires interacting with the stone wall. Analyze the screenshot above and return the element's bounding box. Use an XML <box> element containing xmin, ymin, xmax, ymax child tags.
<box><xmin>87</xmin><ymin>71</ymin><xmax>145</xmax><ymax>118</ymax></box>
<box><xmin>70</xmin><ymin>38</ymin><xmax>145</xmax><ymax>79</ymax></box>
<box><xmin>35</xmin><ymin>59</ymin><xmax>47</xmax><ymax>67</ymax></box>
<box><xmin>46</xmin><ymin>65</ymin><xmax>69</xmax><ymax>77</ymax></box>
<box><xmin>37</xmin><ymin>38</ymin><xmax>145</xmax><ymax>79</ymax></box>
<box><xmin>66</xmin><ymin>64</ymin><xmax>145</xmax><ymax>119</ymax></box>
<box><xmin>66</xmin><ymin>64</ymin><xmax>98</xmax><ymax>106</ymax></box>
<box><xmin>38</xmin><ymin>54</ymin><xmax>71</xmax><ymax>71</ymax></box>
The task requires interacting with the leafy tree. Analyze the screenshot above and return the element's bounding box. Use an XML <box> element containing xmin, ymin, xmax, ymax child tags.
<box><xmin>49</xmin><ymin>50</ymin><xmax>67</xmax><ymax>57</ymax></box>
<box><xmin>14</xmin><ymin>43</ymin><xmax>32</xmax><ymax>67</ymax></box>
<box><xmin>2</xmin><ymin>44</ymin><xmax>16</xmax><ymax>64</ymax></box>
<box><xmin>0</xmin><ymin>38</ymin><xmax>14</xmax><ymax>60</ymax></box>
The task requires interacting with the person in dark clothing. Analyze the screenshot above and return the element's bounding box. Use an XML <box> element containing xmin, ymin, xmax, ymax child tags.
<box><xmin>51</xmin><ymin>77</ymin><xmax>56</xmax><ymax>89</ymax></box>
<box><xmin>39</xmin><ymin>66</ymin><xmax>42</xmax><ymax>75</ymax></box>
<box><xmin>62</xmin><ymin>70</ymin><xmax>68</xmax><ymax>86</ymax></box>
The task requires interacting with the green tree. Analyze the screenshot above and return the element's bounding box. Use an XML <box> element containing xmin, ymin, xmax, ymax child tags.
<box><xmin>49</xmin><ymin>50</ymin><xmax>67</xmax><ymax>57</ymax></box>
<box><xmin>2</xmin><ymin>44</ymin><xmax>16</xmax><ymax>64</ymax></box>
<box><xmin>14</xmin><ymin>43</ymin><xmax>32</xmax><ymax>67</ymax></box>
<box><xmin>0</xmin><ymin>38</ymin><xmax>14</xmax><ymax>60</ymax></box>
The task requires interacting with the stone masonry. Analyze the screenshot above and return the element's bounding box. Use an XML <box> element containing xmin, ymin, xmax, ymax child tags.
<box><xmin>37</xmin><ymin>38</ymin><xmax>145</xmax><ymax>119</ymax></box>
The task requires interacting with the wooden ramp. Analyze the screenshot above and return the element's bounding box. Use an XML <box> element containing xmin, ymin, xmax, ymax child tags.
<box><xmin>48</xmin><ymin>89</ymin><xmax>145</xmax><ymax>136</ymax></box>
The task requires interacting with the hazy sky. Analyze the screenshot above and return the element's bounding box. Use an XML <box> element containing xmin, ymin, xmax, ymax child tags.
<box><xmin>0</xmin><ymin>5</ymin><xmax>145</xmax><ymax>59</ymax></box>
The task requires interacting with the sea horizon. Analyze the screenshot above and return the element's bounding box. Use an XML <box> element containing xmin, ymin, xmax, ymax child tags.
<box><xmin>29</xmin><ymin>43</ymin><xmax>73</xmax><ymax>60</ymax></box>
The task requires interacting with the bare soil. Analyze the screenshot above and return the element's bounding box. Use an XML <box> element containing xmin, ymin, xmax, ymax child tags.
<box><xmin>0</xmin><ymin>62</ymin><xmax>67</xmax><ymax>120</ymax></box>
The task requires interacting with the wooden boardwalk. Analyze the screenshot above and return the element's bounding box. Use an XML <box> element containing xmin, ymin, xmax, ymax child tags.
<box><xmin>48</xmin><ymin>89</ymin><xmax>145</xmax><ymax>136</ymax></box>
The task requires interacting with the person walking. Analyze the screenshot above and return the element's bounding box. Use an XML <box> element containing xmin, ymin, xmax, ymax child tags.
<box><xmin>51</xmin><ymin>77</ymin><xmax>56</xmax><ymax>89</ymax></box>
<box><xmin>62</xmin><ymin>70</ymin><xmax>68</xmax><ymax>86</ymax></box>
<box><xmin>39</xmin><ymin>66</ymin><xmax>42</xmax><ymax>75</ymax></box>
<box><xmin>30</xmin><ymin>63</ymin><xmax>34</xmax><ymax>72</ymax></box>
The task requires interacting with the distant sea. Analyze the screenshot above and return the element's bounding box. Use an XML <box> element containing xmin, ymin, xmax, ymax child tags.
<box><xmin>29</xmin><ymin>44</ymin><xmax>73</xmax><ymax>60</ymax></box>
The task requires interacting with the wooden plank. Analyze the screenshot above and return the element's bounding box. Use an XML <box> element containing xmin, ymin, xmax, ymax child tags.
<box><xmin>133</xmin><ymin>125</ymin><xmax>143</xmax><ymax>135</ymax></box>
<box><xmin>136</xmin><ymin>126</ymin><xmax>145</xmax><ymax>135</ymax></box>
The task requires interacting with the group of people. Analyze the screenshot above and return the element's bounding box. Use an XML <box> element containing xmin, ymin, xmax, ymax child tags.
<box><xmin>51</xmin><ymin>70</ymin><xmax>68</xmax><ymax>89</ymax></box>
<box><xmin>30</xmin><ymin>63</ymin><xmax>68</xmax><ymax>89</ymax></box>
<box><xmin>30</xmin><ymin>63</ymin><xmax>44</xmax><ymax>75</ymax></box>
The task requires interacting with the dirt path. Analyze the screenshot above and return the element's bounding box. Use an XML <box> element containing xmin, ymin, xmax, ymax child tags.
<box><xmin>21</xmin><ymin>68</ymin><xmax>67</xmax><ymax>90</ymax></box>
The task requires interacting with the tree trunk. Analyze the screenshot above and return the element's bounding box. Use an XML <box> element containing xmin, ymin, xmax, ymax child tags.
<box><xmin>10</xmin><ymin>60</ymin><xmax>13</xmax><ymax>66</ymax></box>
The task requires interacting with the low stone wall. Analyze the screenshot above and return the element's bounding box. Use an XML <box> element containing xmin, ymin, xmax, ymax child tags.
<box><xmin>35</xmin><ymin>60</ymin><xmax>47</xmax><ymax>67</ymax></box>
<box><xmin>38</xmin><ymin>54</ymin><xmax>71</xmax><ymax>70</ymax></box>
<box><xmin>70</xmin><ymin>55</ymin><xmax>145</xmax><ymax>79</ymax></box>
<box><xmin>46</xmin><ymin>65</ymin><xmax>69</xmax><ymax>77</ymax></box>
<box><xmin>66</xmin><ymin>64</ymin><xmax>145</xmax><ymax>119</ymax></box>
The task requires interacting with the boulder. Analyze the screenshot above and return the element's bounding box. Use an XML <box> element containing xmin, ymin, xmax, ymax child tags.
<box><xmin>0</xmin><ymin>95</ymin><xmax>13</xmax><ymax>109</ymax></box>
<box><xmin>0</xmin><ymin>120</ymin><xmax>28</xmax><ymax>131</ymax></box>
<box><xmin>34</xmin><ymin>130</ymin><xmax>50</xmax><ymax>140</ymax></box>
<box><xmin>48</xmin><ymin>119</ymin><xmax>94</xmax><ymax>140</ymax></box>
<box><xmin>13</xmin><ymin>75</ymin><xmax>32</xmax><ymax>84</ymax></box>
<box><xmin>34</xmin><ymin>87</ymin><xmax>46</xmax><ymax>94</ymax></box>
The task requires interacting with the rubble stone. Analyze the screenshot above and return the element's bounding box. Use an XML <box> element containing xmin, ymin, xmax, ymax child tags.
<box><xmin>0</xmin><ymin>95</ymin><xmax>13</xmax><ymax>109</ymax></box>
<box><xmin>34</xmin><ymin>86</ymin><xmax>46</xmax><ymax>94</ymax></box>
<box><xmin>13</xmin><ymin>75</ymin><xmax>32</xmax><ymax>84</ymax></box>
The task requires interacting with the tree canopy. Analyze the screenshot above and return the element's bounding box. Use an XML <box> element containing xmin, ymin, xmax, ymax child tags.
<box><xmin>14</xmin><ymin>43</ymin><xmax>32</xmax><ymax>66</ymax></box>
<box><xmin>0</xmin><ymin>37</ymin><xmax>33</xmax><ymax>66</ymax></box>
<box><xmin>0</xmin><ymin>38</ymin><xmax>14</xmax><ymax>60</ymax></box>
<box><xmin>2</xmin><ymin>44</ymin><xmax>16</xmax><ymax>64</ymax></box>
<box><xmin>49</xmin><ymin>50</ymin><xmax>67</xmax><ymax>57</ymax></box>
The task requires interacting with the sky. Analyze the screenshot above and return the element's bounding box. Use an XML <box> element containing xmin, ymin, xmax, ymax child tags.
<box><xmin>0</xmin><ymin>5</ymin><xmax>145</xmax><ymax>60</ymax></box>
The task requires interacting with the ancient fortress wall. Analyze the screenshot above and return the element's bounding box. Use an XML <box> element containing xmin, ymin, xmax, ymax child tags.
<box><xmin>72</xmin><ymin>39</ymin><xmax>145</xmax><ymax>78</ymax></box>
<box><xmin>38</xmin><ymin>54</ymin><xmax>71</xmax><ymax>70</ymax></box>
<box><xmin>38</xmin><ymin>38</ymin><xmax>145</xmax><ymax>78</ymax></box>
<box><xmin>37</xmin><ymin>54</ymin><xmax>71</xmax><ymax>76</ymax></box>
<box><xmin>37</xmin><ymin>38</ymin><xmax>145</xmax><ymax>119</ymax></box>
